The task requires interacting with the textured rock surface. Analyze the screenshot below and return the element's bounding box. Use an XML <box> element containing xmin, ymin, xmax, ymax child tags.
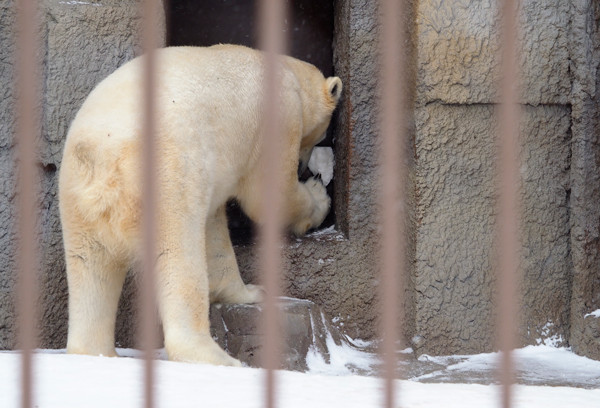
<box><xmin>413</xmin><ymin>0</ymin><xmax>577</xmax><ymax>355</ymax></box>
<box><xmin>577</xmin><ymin>313</ymin><xmax>600</xmax><ymax>360</ymax></box>
<box><xmin>413</xmin><ymin>104</ymin><xmax>572</xmax><ymax>354</ymax></box>
<box><xmin>417</xmin><ymin>0</ymin><xmax>570</xmax><ymax>105</ymax></box>
<box><xmin>518</xmin><ymin>105</ymin><xmax>572</xmax><ymax>347</ymax></box>
<box><xmin>209</xmin><ymin>298</ymin><xmax>344</xmax><ymax>371</ymax></box>
<box><xmin>0</xmin><ymin>0</ymin><xmax>165</xmax><ymax>349</ymax></box>
<box><xmin>0</xmin><ymin>0</ymin><xmax>18</xmax><ymax>349</ymax></box>
<box><xmin>568</xmin><ymin>0</ymin><xmax>600</xmax><ymax>361</ymax></box>
<box><xmin>413</xmin><ymin>104</ymin><xmax>497</xmax><ymax>354</ymax></box>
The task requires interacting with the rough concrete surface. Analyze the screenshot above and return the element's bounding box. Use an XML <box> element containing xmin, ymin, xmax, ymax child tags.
<box><xmin>0</xmin><ymin>1</ymin><xmax>18</xmax><ymax>349</ymax></box>
<box><xmin>417</xmin><ymin>0</ymin><xmax>570</xmax><ymax>105</ymax></box>
<box><xmin>413</xmin><ymin>103</ymin><xmax>572</xmax><ymax>355</ymax></box>
<box><xmin>414</xmin><ymin>104</ymin><xmax>497</xmax><ymax>355</ymax></box>
<box><xmin>412</xmin><ymin>0</ymin><xmax>586</xmax><ymax>356</ymax></box>
<box><xmin>0</xmin><ymin>0</ymin><xmax>165</xmax><ymax>349</ymax></box>
<box><xmin>518</xmin><ymin>105</ymin><xmax>572</xmax><ymax>347</ymax></box>
<box><xmin>568</xmin><ymin>0</ymin><xmax>600</xmax><ymax>361</ymax></box>
<box><xmin>578</xmin><ymin>313</ymin><xmax>600</xmax><ymax>360</ymax></box>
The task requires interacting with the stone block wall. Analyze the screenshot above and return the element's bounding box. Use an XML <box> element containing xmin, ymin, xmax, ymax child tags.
<box><xmin>0</xmin><ymin>0</ymin><xmax>18</xmax><ymax>349</ymax></box>
<box><xmin>411</xmin><ymin>0</ymin><xmax>599</xmax><ymax>360</ymax></box>
<box><xmin>0</xmin><ymin>0</ymin><xmax>599</xmax><ymax>362</ymax></box>
<box><xmin>412</xmin><ymin>0</ymin><xmax>573</xmax><ymax>354</ymax></box>
<box><xmin>568</xmin><ymin>0</ymin><xmax>600</xmax><ymax>361</ymax></box>
<box><xmin>0</xmin><ymin>0</ymin><xmax>165</xmax><ymax>348</ymax></box>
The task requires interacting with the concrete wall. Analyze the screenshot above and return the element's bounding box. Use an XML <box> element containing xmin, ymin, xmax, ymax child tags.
<box><xmin>0</xmin><ymin>0</ymin><xmax>599</xmax><ymax>361</ymax></box>
<box><xmin>412</xmin><ymin>0</ymin><xmax>573</xmax><ymax>354</ymax></box>
<box><xmin>411</xmin><ymin>0</ymin><xmax>599</xmax><ymax>360</ymax></box>
<box><xmin>0</xmin><ymin>0</ymin><xmax>18</xmax><ymax>349</ymax></box>
<box><xmin>569</xmin><ymin>0</ymin><xmax>600</xmax><ymax>361</ymax></box>
<box><xmin>0</xmin><ymin>0</ymin><xmax>165</xmax><ymax>348</ymax></box>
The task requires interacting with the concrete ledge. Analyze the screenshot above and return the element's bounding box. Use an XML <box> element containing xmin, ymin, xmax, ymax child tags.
<box><xmin>210</xmin><ymin>298</ymin><xmax>345</xmax><ymax>371</ymax></box>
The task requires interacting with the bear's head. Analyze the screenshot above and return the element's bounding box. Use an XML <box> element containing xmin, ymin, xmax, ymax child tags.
<box><xmin>298</xmin><ymin>75</ymin><xmax>343</xmax><ymax>175</ymax></box>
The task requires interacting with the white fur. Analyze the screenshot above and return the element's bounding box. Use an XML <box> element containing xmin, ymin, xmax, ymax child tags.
<box><xmin>58</xmin><ymin>45</ymin><xmax>342</xmax><ymax>366</ymax></box>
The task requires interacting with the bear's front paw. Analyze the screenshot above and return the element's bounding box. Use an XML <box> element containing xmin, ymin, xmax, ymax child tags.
<box><xmin>305</xmin><ymin>177</ymin><xmax>331</xmax><ymax>224</ymax></box>
<box><xmin>292</xmin><ymin>178</ymin><xmax>331</xmax><ymax>236</ymax></box>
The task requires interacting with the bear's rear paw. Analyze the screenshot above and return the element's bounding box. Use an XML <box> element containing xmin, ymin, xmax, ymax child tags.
<box><xmin>242</xmin><ymin>283</ymin><xmax>264</xmax><ymax>303</ymax></box>
<box><xmin>220</xmin><ymin>283</ymin><xmax>264</xmax><ymax>304</ymax></box>
<box><xmin>166</xmin><ymin>335</ymin><xmax>242</xmax><ymax>367</ymax></box>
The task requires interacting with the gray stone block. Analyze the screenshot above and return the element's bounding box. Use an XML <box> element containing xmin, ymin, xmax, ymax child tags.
<box><xmin>568</xmin><ymin>0</ymin><xmax>600</xmax><ymax>361</ymax></box>
<box><xmin>416</xmin><ymin>0</ymin><xmax>570</xmax><ymax>105</ymax></box>
<box><xmin>209</xmin><ymin>298</ymin><xmax>344</xmax><ymax>371</ymax></box>
<box><xmin>0</xmin><ymin>0</ymin><xmax>18</xmax><ymax>349</ymax></box>
<box><xmin>413</xmin><ymin>103</ymin><xmax>572</xmax><ymax>355</ymax></box>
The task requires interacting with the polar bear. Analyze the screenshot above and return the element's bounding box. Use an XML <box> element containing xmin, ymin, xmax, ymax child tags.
<box><xmin>58</xmin><ymin>44</ymin><xmax>342</xmax><ymax>366</ymax></box>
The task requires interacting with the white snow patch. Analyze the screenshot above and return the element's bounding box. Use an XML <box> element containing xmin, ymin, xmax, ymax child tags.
<box><xmin>305</xmin><ymin>225</ymin><xmax>345</xmax><ymax>241</ymax></box>
<box><xmin>345</xmin><ymin>337</ymin><xmax>376</xmax><ymax>349</ymax></box>
<box><xmin>413</xmin><ymin>345</ymin><xmax>600</xmax><ymax>387</ymax></box>
<box><xmin>278</xmin><ymin>296</ymin><xmax>312</xmax><ymax>303</ymax></box>
<box><xmin>306</xmin><ymin>334</ymin><xmax>375</xmax><ymax>376</ymax></box>
<box><xmin>307</xmin><ymin>147</ymin><xmax>334</xmax><ymax>186</ymax></box>
<box><xmin>317</xmin><ymin>258</ymin><xmax>335</xmax><ymax>265</ymax></box>
<box><xmin>535</xmin><ymin>322</ymin><xmax>564</xmax><ymax>347</ymax></box>
<box><xmin>306</xmin><ymin>312</ymin><xmax>375</xmax><ymax>376</ymax></box>
<box><xmin>307</xmin><ymin>225</ymin><xmax>336</xmax><ymax>236</ymax></box>
<box><xmin>584</xmin><ymin>309</ymin><xmax>600</xmax><ymax>319</ymax></box>
<box><xmin>59</xmin><ymin>1</ymin><xmax>101</xmax><ymax>6</ymax></box>
<box><xmin>1</xmin><ymin>350</ymin><xmax>599</xmax><ymax>408</ymax></box>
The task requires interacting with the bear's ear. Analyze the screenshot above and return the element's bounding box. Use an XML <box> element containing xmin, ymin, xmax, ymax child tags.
<box><xmin>326</xmin><ymin>76</ymin><xmax>343</xmax><ymax>105</ymax></box>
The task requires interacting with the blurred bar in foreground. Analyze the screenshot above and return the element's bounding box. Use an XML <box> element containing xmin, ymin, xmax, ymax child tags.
<box><xmin>497</xmin><ymin>0</ymin><xmax>521</xmax><ymax>407</ymax></box>
<box><xmin>257</xmin><ymin>1</ymin><xmax>288</xmax><ymax>408</ymax></box>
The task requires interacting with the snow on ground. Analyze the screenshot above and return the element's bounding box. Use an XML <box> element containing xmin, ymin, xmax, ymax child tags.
<box><xmin>411</xmin><ymin>346</ymin><xmax>600</xmax><ymax>388</ymax></box>
<box><xmin>1</xmin><ymin>346</ymin><xmax>599</xmax><ymax>408</ymax></box>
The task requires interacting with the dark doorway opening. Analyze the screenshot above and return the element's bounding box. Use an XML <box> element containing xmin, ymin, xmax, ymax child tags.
<box><xmin>167</xmin><ymin>0</ymin><xmax>336</xmax><ymax>244</ymax></box>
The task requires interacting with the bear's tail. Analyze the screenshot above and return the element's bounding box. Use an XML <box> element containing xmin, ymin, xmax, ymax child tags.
<box><xmin>65</xmin><ymin>137</ymin><xmax>141</xmax><ymax>229</ymax></box>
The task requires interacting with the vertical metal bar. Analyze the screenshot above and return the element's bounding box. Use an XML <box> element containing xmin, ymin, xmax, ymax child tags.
<box><xmin>140</xmin><ymin>1</ymin><xmax>160</xmax><ymax>408</ymax></box>
<box><xmin>497</xmin><ymin>0</ymin><xmax>520</xmax><ymax>407</ymax></box>
<box><xmin>257</xmin><ymin>1</ymin><xmax>287</xmax><ymax>408</ymax></box>
<box><xmin>378</xmin><ymin>0</ymin><xmax>407</xmax><ymax>407</ymax></box>
<box><xmin>14</xmin><ymin>1</ymin><xmax>40</xmax><ymax>408</ymax></box>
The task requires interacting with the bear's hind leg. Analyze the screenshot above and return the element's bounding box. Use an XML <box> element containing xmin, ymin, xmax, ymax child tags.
<box><xmin>157</xmin><ymin>215</ymin><xmax>242</xmax><ymax>366</ymax></box>
<box><xmin>206</xmin><ymin>205</ymin><xmax>263</xmax><ymax>304</ymax></box>
<box><xmin>65</xmin><ymin>241</ymin><xmax>128</xmax><ymax>357</ymax></box>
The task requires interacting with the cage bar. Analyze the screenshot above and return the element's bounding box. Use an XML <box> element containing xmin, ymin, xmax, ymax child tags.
<box><xmin>14</xmin><ymin>1</ymin><xmax>40</xmax><ymax>407</ymax></box>
<box><xmin>497</xmin><ymin>0</ymin><xmax>520</xmax><ymax>407</ymax></box>
<box><xmin>256</xmin><ymin>1</ymin><xmax>289</xmax><ymax>407</ymax></box>
<box><xmin>140</xmin><ymin>1</ymin><xmax>161</xmax><ymax>408</ymax></box>
<box><xmin>378</xmin><ymin>0</ymin><xmax>408</xmax><ymax>407</ymax></box>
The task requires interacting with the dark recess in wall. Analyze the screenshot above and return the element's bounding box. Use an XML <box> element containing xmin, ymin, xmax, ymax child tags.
<box><xmin>166</xmin><ymin>0</ymin><xmax>337</xmax><ymax>244</ymax></box>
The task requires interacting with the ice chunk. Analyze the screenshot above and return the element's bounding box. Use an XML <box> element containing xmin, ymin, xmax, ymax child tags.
<box><xmin>308</xmin><ymin>147</ymin><xmax>334</xmax><ymax>186</ymax></box>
